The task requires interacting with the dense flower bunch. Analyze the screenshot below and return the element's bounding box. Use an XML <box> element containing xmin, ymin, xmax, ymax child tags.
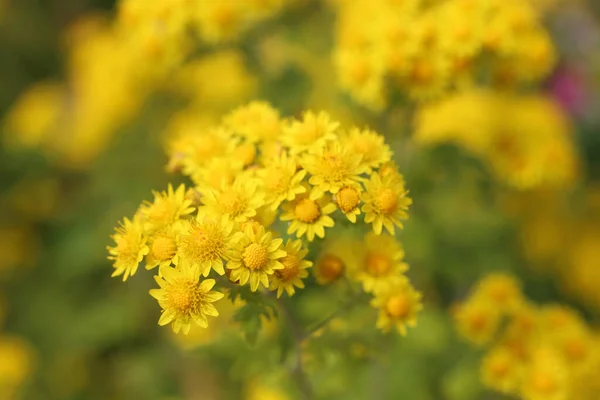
<box><xmin>414</xmin><ymin>90</ymin><xmax>578</xmax><ymax>190</ymax></box>
<box><xmin>454</xmin><ymin>273</ymin><xmax>600</xmax><ymax>400</ymax></box>
<box><xmin>332</xmin><ymin>0</ymin><xmax>556</xmax><ymax>109</ymax></box>
<box><xmin>107</xmin><ymin>102</ymin><xmax>421</xmax><ymax>336</ymax></box>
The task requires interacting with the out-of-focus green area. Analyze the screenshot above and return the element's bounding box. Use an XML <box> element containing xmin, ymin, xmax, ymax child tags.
<box><xmin>1</xmin><ymin>0</ymin><xmax>600</xmax><ymax>399</ymax></box>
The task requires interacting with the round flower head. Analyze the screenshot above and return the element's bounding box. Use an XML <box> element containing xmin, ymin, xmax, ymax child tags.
<box><xmin>257</xmin><ymin>152</ymin><xmax>307</xmax><ymax>210</ymax></box>
<box><xmin>192</xmin><ymin>156</ymin><xmax>245</xmax><ymax>189</ymax></box>
<box><xmin>176</xmin><ymin>126</ymin><xmax>236</xmax><ymax>179</ymax></box>
<box><xmin>224</xmin><ymin>101</ymin><xmax>281</xmax><ymax>143</ymax></box>
<box><xmin>149</xmin><ymin>266</ymin><xmax>224</xmax><ymax>334</ymax></box>
<box><xmin>226</xmin><ymin>224</ymin><xmax>286</xmax><ymax>292</ymax></box>
<box><xmin>176</xmin><ymin>213</ymin><xmax>236</xmax><ymax>276</ymax></box>
<box><xmin>280</xmin><ymin>191</ymin><xmax>336</xmax><ymax>242</ymax></box>
<box><xmin>138</xmin><ymin>184</ymin><xmax>195</xmax><ymax>234</ymax></box>
<box><xmin>269</xmin><ymin>239</ymin><xmax>312</xmax><ymax>298</ymax></box>
<box><xmin>107</xmin><ymin>217</ymin><xmax>149</xmax><ymax>281</ymax></box>
<box><xmin>344</xmin><ymin>128</ymin><xmax>392</xmax><ymax>171</ymax></box>
<box><xmin>520</xmin><ymin>347</ymin><xmax>569</xmax><ymax>400</ymax></box>
<box><xmin>145</xmin><ymin>227</ymin><xmax>179</xmax><ymax>271</ymax></box>
<box><xmin>362</xmin><ymin>172</ymin><xmax>412</xmax><ymax>235</ymax></box>
<box><xmin>352</xmin><ymin>232</ymin><xmax>408</xmax><ymax>293</ymax></box>
<box><xmin>371</xmin><ymin>278</ymin><xmax>423</xmax><ymax>336</ymax></box>
<box><xmin>481</xmin><ymin>345</ymin><xmax>522</xmax><ymax>395</ymax></box>
<box><xmin>0</xmin><ymin>335</ymin><xmax>35</xmax><ymax>397</ymax></box>
<box><xmin>201</xmin><ymin>176</ymin><xmax>265</xmax><ymax>223</ymax></box>
<box><xmin>334</xmin><ymin>184</ymin><xmax>362</xmax><ymax>222</ymax></box>
<box><xmin>302</xmin><ymin>139</ymin><xmax>368</xmax><ymax>199</ymax></box>
<box><xmin>314</xmin><ymin>234</ymin><xmax>361</xmax><ymax>285</ymax></box>
<box><xmin>473</xmin><ymin>272</ymin><xmax>525</xmax><ymax>315</ymax></box>
<box><xmin>453</xmin><ymin>297</ymin><xmax>502</xmax><ymax>346</ymax></box>
<box><xmin>282</xmin><ymin>110</ymin><xmax>339</xmax><ymax>154</ymax></box>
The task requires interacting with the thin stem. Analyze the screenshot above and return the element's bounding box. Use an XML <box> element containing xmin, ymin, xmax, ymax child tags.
<box><xmin>304</xmin><ymin>291</ymin><xmax>363</xmax><ymax>338</ymax></box>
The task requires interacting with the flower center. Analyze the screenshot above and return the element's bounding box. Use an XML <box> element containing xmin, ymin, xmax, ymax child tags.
<box><xmin>167</xmin><ymin>281</ymin><xmax>200</xmax><ymax>314</ymax></box>
<box><xmin>295</xmin><ymin>199</ymin><xmax>321</xmax><ymax>223</ymax></box>
<box><xmin>490</xmin><ymin>357</ymin><xmax>510</xmax><ymax>378</ymax></box>
<box><xmin>243</xmin><ymin>243</ymin><xmax>268</xmax><ymax>271</ymax></box>
<box><xmin>317</xmin><ymin>254</ymin><xmax>344</xmax><ymax>283</ymax></box>
<box><xmin>264</xmin><ymin>169</ymin><xmax>287</xmax><ymax>192</ymax></box>
<box><xmin>366</xmin><ymin>253</ymin><xmax>392</xmax><ymax>276</ymax></box>
<box><xmin>386</xmin><ymin>294</ymin><xmax>410</xmax><ymax>319</ymax></box>
<box><xmin>374</xmin><ymin>189</ymin><xmax>398</xmax><ymax>215</ymax></box>
<box><xmin>277</xmin><ymin>254</ymin><xmax>300</xmax><ymax>281</ymax></box>
<box><xmin>151</xmin><ymin>236</ymin><xmax>176</xmax><ymax>261</ymax></box>
<box><xmin>220</xmin><ymin>191</ymin><xmax>246</xmax><ymax>217</ymax></box>
<box><xmin>337</xmin><ymin>187</ymin><xmax>360</xmax><ymax>213</ymax></box>
<box><xmin>531</xmin><ymin>372</ymin><xmax>556</xmax><ymax>394</ymax></box>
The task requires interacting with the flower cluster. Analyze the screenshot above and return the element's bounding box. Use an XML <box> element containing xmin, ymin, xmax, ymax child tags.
<box><xmin>332</xmin><ymin>0</ymin><xmax>556</xmax><ymax>109</ymax></box>
<box><xmin>414</xmin><ymin>90</ymin><xmax>579</xmax><ymax>190</ymax></box>
<box><xmin>454</xmin><ymin>273</ymin><xmax>600</xmax><ymax>400</ymax></box>
<box><xmin>107</xmin><ymin>102</ymin><xmax>420</xmax><ymax>336</ymax></box>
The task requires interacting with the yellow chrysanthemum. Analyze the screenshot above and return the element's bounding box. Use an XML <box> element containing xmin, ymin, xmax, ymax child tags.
<box><xmin>371</xmin><ymin>278</ymin><xmax>423</xmax><ymax>336</ymax></box>
<box><xmin>473</xmin><ymin>273</ymin><xmax>525</xmax><ymax>315</ymax></box>
<box><xmin>107</xmin><ymin>217</ymin><xmax>149</xmax><ymax>281</ymax></box>
<box><xmin>361</xmin><ymin>172</ymin><xmax>412</xmax><ymax>235</ymax></box>
<box><xmin>344</xmin><ymin>128</ymin><xmax>392</xmax><ymax>171</ymax></box>
<box><xmin>351</xmin><ymin>232</ymin><xmax>408</xmax><ymax>293</ymax></box>
<box><xmin>149</xmin><ymin>266</ymin><xmax>224</xmax><ymax>334</ymax></box>
<box><xmin>453</xmin><ymin>298</ymin><xmax>502</xmax><ymax>346</ymax></box>
<box><xmin>257</xmin><ymin>152</ymin><xmax>307</xmax><ymax>210</ymax></box>
<box><xmin>174</xmin><ymin>126</ymin><xmax>237</xmax><ymax>178</ymax></box>
<box><xmin>520</xmin><ymin>347</ymin><xmax>569</xmax><ymax>400</ymax></box>
<box><xmin>313</xmin><ymin>233</ymin><xmax>361</xmax><ymax>285</ymax></box>
<box><xmin>269</xmin><ymin>239</ymin><xmax>312</xmax><ymax>298</ymax></box>
<box><xmin>145</xmin><ymin>228</ymin><xmax>178</xmax><ymax>271</ymax></box>
<box><xmin>282</xmin><ymin>110</ymin><xmax>339</xmax><ymax>154</ymax></box>
<box><xmin>481</xmin><ymin>345</ymin><xmax>523</xmax><ymax>395</ymax></box>
<box><xmin>334</xmin><ymin>184</ymin><xmax>362</xmax><ymax>222</ymax></box>
<box><xmin>176</xmin><ymin>214</ymin><xmax>235</xmax><ymax>276</ymax></box>
<box><xmin>201</xmin><ymin>177</ymin><xmax>265</xmax><ymax>223</ymax></box>
<box><xmin>138</xmin><ymin>184</ymin><xmax>195</xmax><ymax>234</ymax></box>
<box><xmin>302</xmin><ymin>140</ymin><xmax>368</xmax><ymax>199</ymax></box>
<box><xmin>280</xmin><ymin>192</ymin><xmax>336</xmax><ymax>242</ymax></box>
<box><xmin>191</xmin><ymin>156</ymin><xmax>245</xmax><ymax>189</ymax></box>
<box><xmin>0</xmin><ymin>336</ymin><xmax>35</xmax><ymax>399</ymax></box>
<box><xmin>226</xmin><ymin>224</ymin><xmax>286</xmax><ymax>292</ymax></box>
<box><xmin>224</xmin><ymin>101</ymin><xmax>281</xmax><ymax>143</ymax></box>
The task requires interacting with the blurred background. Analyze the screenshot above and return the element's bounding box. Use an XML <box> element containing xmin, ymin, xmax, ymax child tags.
<box><xmin>1</xmin><ymin>0</ymin><xmax>600</xmax><ymax>399</ymax></box>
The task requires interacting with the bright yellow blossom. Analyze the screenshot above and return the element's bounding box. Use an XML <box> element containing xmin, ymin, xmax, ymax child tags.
<box><xmin>145</xmin><ymin>227</ymin><xmax>179</xmax><ymax>271</ymax></box>
<box><xmin>269</xmin><ymin>239</ymin><xmax>312</xmax><ymax>298</ymax></box>
<box><xmin>107</xmin><ymin>217</ymin><xmax>149</xmax><ymax>281</ymax></box>
<box><xmin>224</xmin><ymin>101</ymin><xmax>282</xmax><ymax>143</ymax></box>
<box><xmin>226</xmin><ymin>224</ymin><xmax>286</xmax><ymax>292</ymax></box>
<box><xmin>334</xmin><ymin>184</ymin><xmax>362</xmax><ymax>222</ymax></box>
<box><xmin>150</xmin><ymin>266</ymin><xmax>224</xmax><ymax>334</ymax></box>
<box><xmin>258</xmin><ymin>152</ymin><xmax>307</xmax><ymax>210</ymax></box>
<box><xmin>280</xmin><ymin>192</ymin><xmax>336</xmax><ymax>241</ymax></box>
<box><xmin>201</xmin><ymin>176</ymin><xmax>265</xmax><ymax>223</ymax></box>
<box><xmin>343</xmin><ymin>127</ymin><xmax>392</xmax><ymax>172</ymax></box>
<box><xmin>282</xmin><ymin>110</ymin><xmax>339</xmax><ymax>154</ymax></box>
<box><xmin>139</xmin><ymin>184</ymin><xmax>195</xmax><ymax>234</ymax></box>
<box><xmin>361</xmin><ymin>172</ymin><xmax>411</xmax><ymax>235</ymax></box>
<box><xmin>371</xmin><ymin>278</ymin><xmax>423</xmax><ymax>335</ymax></box>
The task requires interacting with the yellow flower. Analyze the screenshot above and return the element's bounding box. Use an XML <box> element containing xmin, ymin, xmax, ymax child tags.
<box><xmin>334</xmin><ymin>184</ymin><xmax>362</xmax><ymax>222</ymax></box>
<box><xmin>0</xmin><ymin>336</ymin><xmax>35</xmax><ymax>399</ymax></box>
<box><xmin>520</xmin><ymin>347</ymin><xmax>569</xmax><ymax>400</ymax></box>
<box><xmin>302</xmin><ymin>140</ymin><xmax>368</xmax><ymax>199</ymax></box>
<box><xmin>145</xmin><ymin>228</ymin><xmax>178</xmax><ymax>271</ymax></box>
<box><xmin>453</xmin><ymin>297</ymin><xmax>502</xmax><ymax>346</ymax></box>
<box><xmin>313</xmin><ymin>233</ymin><xmax>361</xmax><ymax>284</ymax></box>
<box><xmin>282</xmin><ymin>110</ymin><xmax>339</xmax><ymax>154</ymax></box>
<box><xmin>138</xmin><ymin>184</ymin><xmax>195</xmax><ymax>234</ymax></box>
<box><xmin>361</xmin><ymin>172</ymin><xmax>411</xmax><ymax>235</ymax></box>
<box><xmin>107</xmin><ymin>217</ymin><xmax>149</xmax><ymax>281</ymax></box>
<box><xmin>176</xmin><ymin>214</ymin><xmax>236</xmax><ymax>276</ymax></box>
<box><xmin>257</xmin><ymin>152</ymin><xmax>307</xmax><ymax>210</ymax></box>
<box><xmin>224</xmin><ymin>101</ymin><xmax>281</xmax><ymax>143</ymax></box>
<box><xmin>371</xmin><ymin>278</ymin><xmax>422</xmax><ymax>336</ymax></box>
<box><xmin>191</xmin><ymin>156</ymin><xmax>246</xmax><ymax>189</ymax></box>
<box><xmin>149</xmin><ymin>266</ymin><xmax>224</xmax><ymax>334</ymax></box>
<box><xmin>472</xmin><ymin>272</ymin><xmax>525</xmax><ymax>315</ymax></box>
<box><xmin>351</xmin><ymin>232</ymin><xmax>408</xmax><ymax>293</ymax></box>
<box><xmin>226</xmin><ymin>224</ymin><xmax>286</xmax><ymax>292</ymax></box>
<box><xmin>201</xmin><ymin>176</ymin><xmax>265</xmax><ymax>223</ymax></box>
<box><xmin>481</xmin><ymin>345</ymin><xmax>523</xmax><ymax>395</ymax></box>
<box><xmin>343</xmin><ymin>127</ymin><xmax>392</xmax><ymax>171</ymax></box>
<box><xmin>269</xmin><ymin>239</ymin><xmax>312</xmax><ymax>298</ymax></box>
<box><xmin>280</xmin><ymin>192</ymin><xmax>336</xmax><ymax>241</ymax></box>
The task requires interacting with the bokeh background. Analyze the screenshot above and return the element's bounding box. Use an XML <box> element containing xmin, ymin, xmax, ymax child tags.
<box><xmin>1</xmin><ymin>0</ymin><xmax>600</xmax><ymax>399</ymax></box>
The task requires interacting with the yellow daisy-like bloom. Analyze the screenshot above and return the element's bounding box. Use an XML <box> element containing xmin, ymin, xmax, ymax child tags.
<box><xmin>520</xmin><ymin>347</ymin><xmax>569</xmax><ymax>400</ymax></box>
<box><xmin>280</xmin><ymin>192</ymin><xmax>336</xmax><ymax>242</ymax></box>
<box><xmin>302</xmin><ymin>140</ymin><xmax>368</xmax><ymax>199</ymax></box>
<box><xmin>0</xmin><ymin>336</ymin><xmax>35</xmax><ymax>399</ymax></box>
<box><xmin>149</xmin><ymin>266</ymin><xmax>224</xmax><ymax>334</ymax></box>
<box><xmin>371</xmin><ymin>278</ymin><xmax>423</xmax><ymax>336</ymax></box>
<box><xmin>224</xmin><ymin>101</ymin><xmax>281</xmax><ymax>143</ymax></box>
<box><xmin>176</xmin><ymin>214</ymin><xmax>235</xmax><ymax>276</ymax></box>
<box><xmin>481</xmin><ymin>345</ymin><xmax>522</xmax><ymax>395</ymax></box>
<box><xmin>352</xmin><ymin>232</ymin><xmax>408</xmax><ymax>293</ymax></box>
<box><xmin>334</xmin><ymin>184</ymin><xmax>362</xmax><ymax>222</ymax></box>
<box><xmin>362</xmin><ymin>172</ymin><xmax>412</xmax><ymax>235</ymax></box>
<box><xmin>145</xmin><ymin>228</ymin><xmax>178</xmax><ymax>271</ymax></box>
<box><xmin>107</xmin><ymin>217</ymin><xmax>149</xmax><ymax>281</ymax></box>
<box><xmin>138</xmin><ymin>184</ymin><xmax>195</xmax><ymax>234</ymax></box>
<box><xmin>282</xmin><ymin>110</ymin><xmax>339</xmax><ymax>154</ymax></box>
<box><xmin>192</xmin><ymin>156</ymin><xmax>245</xmax><ymax>189</ymax></box>
<box><xmin>453</xmin><ymin>298</ymin><xmax>502</xmax><ymax>346</ymax></box>
<box><xmin>201</xmin><ymin>177</ymin><xmax>265</xmax><ymax>223</ymax></box>
<box><xmin>176</xmin><ymin>126</ymin><xmax>236</xmax><ymax>178</ymax></box>
<box><xmin>226</xmin><ymin>224</ymin><xmax>286</xmax><ymax>292</ymax></box>
<box><xmin>269</xmin><ymin>239</ymin><xmax>312</xmax><ymax>298</ymax></box>
<box><xmin>257</xmin><ymin>152</ymin><xmax>307</xmax><ymax>210</ymax></box>
<box><xmin>313</xmin><ymin>233</ymin><xmax>361</xmax><ymax>285</ymax></box>
<box><xmin>473</xmin><ymin>273</ymin><xmax>525</xmax><ymax>315</ymax></box>
<box><xmin>344</xmin><ymin>128</ymin><xmax>392</xmax><ymax>171</ymax></box>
